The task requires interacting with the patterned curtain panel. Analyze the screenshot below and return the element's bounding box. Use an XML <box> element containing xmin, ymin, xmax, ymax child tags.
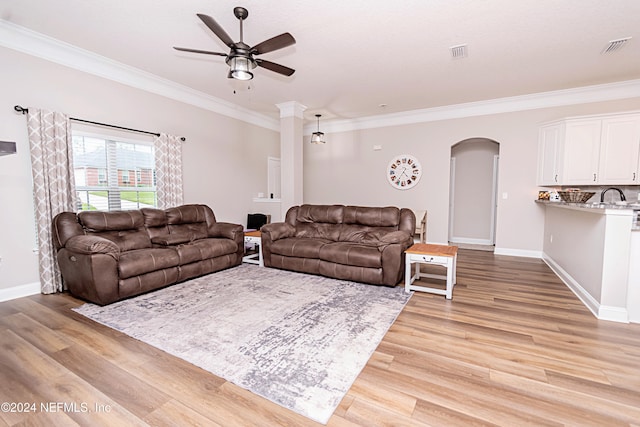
<box><xmin>27</xmin><ymin>109</ymin><xmax>78</xmax><ymax>294</ymax></box>
<box><xmin>154</xmin><ymin>133</ymin><xmax>184</xmax><ymax>209</ymax></box>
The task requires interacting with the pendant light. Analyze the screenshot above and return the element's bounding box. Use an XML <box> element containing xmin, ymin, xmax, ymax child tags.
<box><xmin>310</xmin><ymin>114</ymin><xmax>326</xmax><ymax>144</ymax></box>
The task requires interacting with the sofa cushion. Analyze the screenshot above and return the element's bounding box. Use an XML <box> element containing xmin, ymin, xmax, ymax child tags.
<box><xmin>79</xmin><ymin>210</ymin><xmax>152</xmax><ymax>251</ymax></box>
<box><xmin>79</xmin><ymin>210</ymin><xmax>145</xmax><ymax>231</ymax></box>
<box><xmin>319</xmin><ymin>242</ymin><xmax>382</xmax><ymax>268</ymax></box>
<box><xmin>118</xmin><ymin>248</ymin><xmax>180</xmax><ymax>279</ymax></box>
<box><xmin>271</xmin><ymin>238</ymin><xmax>331</xmax><ymax>259</ymax></box>
<box><xmin>151</xmin><ymin>233</ymin><xmax>193</xmax><ymax>246</ymax></box>
<box><xmin>343</xmin><ymin>206</ymin><xmax>400</xmax><ymax>227</ymax></box>
<box><xmin>141</xmin><ymin>208</ymin><xmax>167</xmax><ymax>227</ymax></box>
<box><xmin>295</xmin><ymin>223</ymin><xmax>341</xmax><ymax>241</ymax></box>
<box><xmin>296</xmin><ymin>204</ymin><xmax>344</xmax><ymax>224</ymax></box>
<box><xmin>173</xmin><ymin>238</ymin><xmax>238</xmax><ymax>264</ymax></box>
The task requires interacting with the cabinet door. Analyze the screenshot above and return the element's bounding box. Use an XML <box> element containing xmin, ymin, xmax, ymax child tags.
<box><xmin>537</xmin><ymin>124</ymin><xmax>562</xmax><ymax>186</ymax></box>
<box><xmin>598</xmin><ymin>114</ymin><xmax>640</xmax><ymax>184</ymax></box>
<box><xmin>562</xmin><ymin>120</ymin><xmax>601</xmax><ymax>185</ymax></box>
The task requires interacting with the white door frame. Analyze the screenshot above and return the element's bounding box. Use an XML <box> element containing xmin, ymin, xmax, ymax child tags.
<box><xmin>448</xmin><ymin>144</ymin><xmax>500</xmax><ymax>246</ymax></box>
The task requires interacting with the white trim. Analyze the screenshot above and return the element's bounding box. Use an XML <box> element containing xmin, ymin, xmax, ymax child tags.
<box><xmin>3</xmin><ymin>19</ymin><xmax>640</xmax><ymax>134</ymax></box>
<box><xmin>0</xmin><ymin>19</ymin><xmax>279</xmax><ymax>131</ymax></box>
<box><xmin>490</xmin><ymin>154</ymin><xmax>499</xmax><ymax>245</ymax></box>
<box><xmin>448</xmin><ymin>157</ymin><xmax>456</xmax><ymax>242</ymax></box>
<box><xmin>309</xmin><ymin>79</ymin><xmax>640</xmax><ymax>135</ymax></box>
<box><xmin>0</xmin><ymin>282</ymin><xmax>41</xmax><ymax>302</ymax></box>
<box><xmin>276</xmin><ymin>101</ymin><xmax>307</xmax><ymax>119</ymax></box>
<box><xmin>449</xmin><ymin>237</ymin><xmax>494</xmax><ymax>245</ymax></box>
<box><xmin>542</xmin><ymin>252</ymin><xmax>629</xmax><ymax>323</ymax></box>
<box><xmin>494</xmin><ymin>247</ymin><xmax>543</xmax><ymax>258</ymax></box>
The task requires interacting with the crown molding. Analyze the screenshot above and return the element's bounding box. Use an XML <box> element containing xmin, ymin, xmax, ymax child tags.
<box><xmin>308</xmin><ymin>79</ymin><xmax>640</xmax><ymax>135</ymax></box>
<box><xmin>3</xmin><ymin>20</ymin><xmax>639</xmax><ymax>136</ymax></box>
<box><xmin>0</xmin><ymin>19</ymin><xmax>280</xmax><ymax>131</ymax></box>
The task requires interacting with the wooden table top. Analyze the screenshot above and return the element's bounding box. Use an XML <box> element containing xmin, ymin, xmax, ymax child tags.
<box><xmin>244</xmin><ymin>230</ymin><xmax>261</xmax><ymax>238</ymax></box>
<box><xmin>406</xmin><ymin>243</ymin><xmax>458</xmax><ymax>257</ymax></box>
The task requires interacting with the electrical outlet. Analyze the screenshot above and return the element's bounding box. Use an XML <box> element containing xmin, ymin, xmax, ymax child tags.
<box><xmin>550</xmin><ymin>235</ymin><xmax>553</xmax><ymax>243</ymax></box>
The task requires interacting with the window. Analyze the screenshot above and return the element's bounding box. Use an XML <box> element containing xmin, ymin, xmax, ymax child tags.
<box><xmin>73</xmin><ymin>134</ymin><xmax>157</xmax><ymax>211</ymax></box>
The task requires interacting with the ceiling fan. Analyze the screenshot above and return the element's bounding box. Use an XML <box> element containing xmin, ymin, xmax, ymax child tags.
<box><xmin>174</xmin><ymin>7</ymin><xmax>296</xmax><ymax>81</ymax></box>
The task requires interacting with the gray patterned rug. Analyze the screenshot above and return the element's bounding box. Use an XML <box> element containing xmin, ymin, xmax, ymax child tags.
<box><xmin>73</xmin><ymin>264</ymin><xmax>412</xmax><ymax>424</ymax></box>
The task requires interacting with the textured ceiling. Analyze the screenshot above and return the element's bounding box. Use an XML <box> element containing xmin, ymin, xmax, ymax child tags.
<box><xmin>2</xmin><ymin>0</ymin><xmax>640</xmax><ymax>121</ymax></box>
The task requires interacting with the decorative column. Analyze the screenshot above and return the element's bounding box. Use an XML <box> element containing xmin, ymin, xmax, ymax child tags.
<box><xmin>276</xmin><ymin>101</ymin><xmax>306</xmax><ymax>219</ymax></box>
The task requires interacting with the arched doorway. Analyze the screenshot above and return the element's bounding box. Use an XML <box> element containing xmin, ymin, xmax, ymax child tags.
<box><xmin>449</xmin><ymin>138</ymin><xmax>500</xmax><ymax>250</ymax></box>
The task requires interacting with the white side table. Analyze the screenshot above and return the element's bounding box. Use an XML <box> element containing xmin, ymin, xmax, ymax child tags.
<box><xmin>405</xmin><ymin>243</ymin><xmax>458</xmax><ymax>299</ymax></box>
<box><xmin>243</xmin><ymin>231</ymin><xmax>263</xmax><ymax>267</ymax></box>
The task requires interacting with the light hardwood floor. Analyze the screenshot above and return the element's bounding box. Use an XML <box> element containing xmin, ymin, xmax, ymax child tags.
<box><xmin>1</xmin><ymin>249</ymin><xmax>640</xmax><ymax>426</ymax></box>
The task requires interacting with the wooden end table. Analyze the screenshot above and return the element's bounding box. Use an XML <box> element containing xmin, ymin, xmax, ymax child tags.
<box><xmin>243</xmin><ymin>231</ymin><xmax>263</xmax><ymax>267</ymax></box>
<box><xmin>405</xmin><ymin>243</ymin><xmax>458</xmax><ymax>299</ymax></box>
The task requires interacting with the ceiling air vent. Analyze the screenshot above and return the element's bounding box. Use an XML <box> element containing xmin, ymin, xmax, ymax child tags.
<box><xmin>450</xmin><ymin>44</ymin><xmax>468</xmax><ymax>59</ymax></box>
<box><xmin>602</xmin><ymin>37</ymin><xmax>631</xmax><ymax>54</ymax></box>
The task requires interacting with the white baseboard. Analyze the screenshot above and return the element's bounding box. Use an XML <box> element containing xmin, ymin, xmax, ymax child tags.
<box><xmin>494</xmin><ymin>247</ymin><xmax>543</xmax><ymax>258</ymax></box>
<box><xmin>0</xmin><ymin>282</ymin><xmax>41</xmax><ymax>302</ymax></box>
<box><xmin>542</xmin><ymin>253</ymin><xmax>628</xmax><ymax>323</ymax></box>
<box><xmin>449</xmin><ymin>237</ymin><xmax>493</xmax><ymax>245</ymax></box>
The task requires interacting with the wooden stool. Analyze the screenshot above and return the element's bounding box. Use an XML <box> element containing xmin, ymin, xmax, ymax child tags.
<box><xmin>405</xmin><ymin>243</ymin><xmax>458</xmax><ymax>299</ymax></box>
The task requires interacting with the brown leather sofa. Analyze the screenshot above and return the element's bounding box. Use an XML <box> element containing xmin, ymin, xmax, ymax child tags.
<box><xmin>261</xmin><ymin>204</ymin><xmax>415</xmax><ymax>286</ymax></box>
<box><xmin>52</xmin><ymin>204</ymin><xmax>244</xmax><ymax>305</ymax></box>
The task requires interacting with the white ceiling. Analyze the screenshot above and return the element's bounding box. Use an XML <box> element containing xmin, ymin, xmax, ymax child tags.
<box><xmin>2</xmin><ymin>0</ymin><xmax>640</xmax><ymax>123</ymax></box>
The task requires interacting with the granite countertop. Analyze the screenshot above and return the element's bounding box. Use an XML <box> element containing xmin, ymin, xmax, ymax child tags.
<box><xmin>535</xmin><ymin>200</ymin><xmax>640</xmax><ymax>210</ymax></box>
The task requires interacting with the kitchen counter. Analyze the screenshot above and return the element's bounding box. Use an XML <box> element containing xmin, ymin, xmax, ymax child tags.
<box><xmin>535</xmin><ymin>199</ymin><xmax>640</xmax><ymax>210</ymax></box>
<box><xmin>537</xmin><ymin>200</ymin><xmax>636</xmax><ymax>322</ymax></box>
<box><xmin>535</xmin><ymin>200</ymin><xmax>640</xmax><ymax>230</ymax></box>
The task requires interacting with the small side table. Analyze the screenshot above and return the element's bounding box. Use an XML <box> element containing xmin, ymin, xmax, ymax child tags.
<box><xmin>405</xmin><ymin>243</ymin><xmax>458</xmax><ymax>299</ymax></box>
<box><xmin>243</xmin><ymin>231</ymin><xmax>263</xmax><ymax>267</ymax></box>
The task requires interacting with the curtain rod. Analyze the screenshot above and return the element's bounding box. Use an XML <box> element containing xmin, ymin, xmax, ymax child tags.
<box><xmin>14</xmin><ymin>105</ymin><xmax>186</xmax><ymax>141</ymax></box>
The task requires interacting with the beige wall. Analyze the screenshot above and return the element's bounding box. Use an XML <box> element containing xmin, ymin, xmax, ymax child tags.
<box><xmin>303</xmin><ymin>99</ymin><xmax>640</xmax><ymax>254</ymax></box>
<box><xmin>2</xmin><ymin>43</ymin><xmax>640</xmax><ymax>296</ymax></box>
<box><xmin>0</xmin><ymin>46</ymin><xmax>279</xmax><ymax>293</ymax></box>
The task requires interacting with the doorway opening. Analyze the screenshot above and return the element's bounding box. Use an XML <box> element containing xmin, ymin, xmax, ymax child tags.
<box><xmin>449</xmin><ymin>138</ymin><xmax>500</xmax><ymax>251</ymax></box>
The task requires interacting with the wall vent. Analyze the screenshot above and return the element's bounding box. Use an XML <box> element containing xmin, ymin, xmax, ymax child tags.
<box><xmin>450</xmin><ymin>44</ymin><xmax>468</xmax><ymax>59</ymax></box>
<box><xmin>602</xmin><ymin>37</ymin><xmax>631</xmax><ymax>54</ymax></box>
<box><xmin>0</xmin><ymin>141</ymin><xmax>17</xmax><ymax>156</ymax></box>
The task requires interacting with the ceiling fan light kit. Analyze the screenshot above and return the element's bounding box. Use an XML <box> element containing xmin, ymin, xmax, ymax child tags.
<box><xmin>174</xmin><ymin>6</ymin><xmax>296</xmax><ymax>81</ymax></box>
<box><xmin>228</xmin><ymin>56</ymin><xmax>255</xmax><ymax>80</ymax></box>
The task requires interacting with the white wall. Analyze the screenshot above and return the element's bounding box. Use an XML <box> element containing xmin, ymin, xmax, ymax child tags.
<box><xmin>303</xmin><ymin>99</ymin><xmax>640</xmax><ymax>254</ymax></box>
<box><xmin>0</xmin><ymin>46</ymin><xmax>279</xmax><ymax>294</ymax></box>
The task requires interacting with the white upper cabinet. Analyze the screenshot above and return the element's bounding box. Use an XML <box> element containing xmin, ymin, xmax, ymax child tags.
<box><xmin>538</xmin><ymin>112</ymin><xmax>640</xmax><ymax>186</ymax></box>
<box><xmin>562</xmin><ymin>119</ymin><xmax>602</xmax><ymax>185</ymax></box>
<box><xmin>598</xmin><ymin>115</ymin><xmax>640</xmax><ymax>185</ymax></box>
<box><xmin>537</xmin><ymin>123</ymin><xmax>563</xmax><ymax>186</ymax></box>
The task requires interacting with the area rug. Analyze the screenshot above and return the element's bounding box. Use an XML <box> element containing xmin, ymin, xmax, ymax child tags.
<box><xmin>73</xmin><ymin>264</ymin><xmax>412</xmax><ymax>424</ymax></box>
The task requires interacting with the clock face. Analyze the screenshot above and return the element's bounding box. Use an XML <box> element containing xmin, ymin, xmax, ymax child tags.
<box><xmin>387</xmin><ymin>154</ymin><xmax>422</xmax><ymax>190</ymax></box>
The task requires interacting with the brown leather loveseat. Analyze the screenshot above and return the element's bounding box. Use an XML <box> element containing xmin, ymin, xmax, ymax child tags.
<box><xmin>52</xmin><ymin>204</ymin><xmax>244</xmax><ymax>305</ymax></box>
<box><xmin>261</xmin><ymin>204</ymin><xmax>415</xmax><ymax>286</ymax></box>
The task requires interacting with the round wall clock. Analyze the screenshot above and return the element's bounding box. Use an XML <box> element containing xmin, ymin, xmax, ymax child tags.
<box><xmin>387</xmin><ymin>154</ymin><xmax>422</xmax><ymax>190</ymax></box>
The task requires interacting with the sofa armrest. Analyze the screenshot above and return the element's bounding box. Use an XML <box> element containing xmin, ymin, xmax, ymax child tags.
<box><xmin>209</xmin><ymin>222</ymin><xmax>243</xmax><ymax>240</ymax></box>
<box><xmin>261</xmin><ymin>223</ymin><xmax>296</xmax><ymax>241</ymax></box>
<box><xmin>64</xmin><ymin>235</ymin><xmax>120</xmax><ymax>259</ymax></box>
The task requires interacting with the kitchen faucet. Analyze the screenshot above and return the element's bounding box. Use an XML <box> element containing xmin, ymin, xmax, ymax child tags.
<box><xmin>600</xmin><ymin>187</ymin><xmax>626</xmax><ymax>203</ymax></box>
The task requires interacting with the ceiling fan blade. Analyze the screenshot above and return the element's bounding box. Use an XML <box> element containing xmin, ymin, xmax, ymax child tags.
<box><xmin>256</xmin><ymin>59</ymin><xmax>295</xmax><ymax>76</ymax></box>
<box><xmin>197</xmin><ymin>13</ymin><xmax>235</xmax><ymax>48</ymax></box>
<box><xmin>174</xmin><ymin>47</ymin><xmax>228</xmax><ymax>57</ymax></box>
<box><xmin>251</xmin><ymin>33</ymin><xmax>296</xmax><ymax>55</ymax></box>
